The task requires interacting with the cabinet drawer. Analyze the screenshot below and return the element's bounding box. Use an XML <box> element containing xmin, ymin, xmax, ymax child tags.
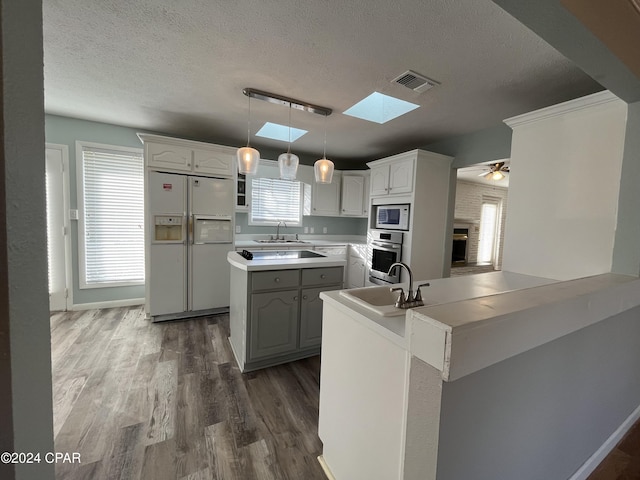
<box><xmin>251</xmin><ymin>269</ymin><xmax>299</xmax><ymax>291</ymax></box>
<box><xmin>302</xmin><ymin>267</ymin><xmax>343</xmax><ymax>286</ymax></box>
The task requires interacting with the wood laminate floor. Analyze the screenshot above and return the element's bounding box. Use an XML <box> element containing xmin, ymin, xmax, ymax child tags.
<box><xmin>51</xmin><ymin>306</ymin><xmax>640</xmax><ymax>480</ymax></box>
<box><xmin>51</xmin><ymin>307</ymin><xmax>326</xmax><ymax>480</ymax></box>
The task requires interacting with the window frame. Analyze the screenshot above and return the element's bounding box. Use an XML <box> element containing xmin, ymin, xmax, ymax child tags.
<box><xmin>248</xmin><ymin>176</ymin><xmax>304</xmax><ymax>227</ymax></box>
<box><xmin>76</xmin><ymin>141</ymin><xmax>145</xmax><ymax>289</ymax></box>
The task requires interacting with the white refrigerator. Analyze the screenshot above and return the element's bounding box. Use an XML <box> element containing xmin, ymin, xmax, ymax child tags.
<box><xmin>146</xmin><ymin>171</ymin><xmax>234</xmax><ymax>321</ymax></box>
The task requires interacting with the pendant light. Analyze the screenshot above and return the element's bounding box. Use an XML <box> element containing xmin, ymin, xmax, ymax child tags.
<box><xmin>236</xmin><ymin>93</ymin><xmax>260</xmax><ymax>175</ymax></box>
<box><xmin>278</xmin><ymin>103</ymin><xmax>299</xmax><ymax>180</ymax></box>
<box><xmin>314</xmin><ymin>113</ymin><xmax>334</xmax><ymax>183</ymax></box>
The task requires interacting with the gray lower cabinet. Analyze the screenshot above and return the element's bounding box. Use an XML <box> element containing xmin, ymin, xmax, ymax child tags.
<box><xmin>300</xmin><ymin>286</ymin><xmax>339</xmax><ymax>349</ymax></box>
<box><xmin>250</xmin><ymin>289</ymin><xmax>299</xmax><ymax>360</ymax></box>
<box><xmin>230</xmin><ymin>264</ymin><xmax>343</xmax><ymax>372</ymax></box>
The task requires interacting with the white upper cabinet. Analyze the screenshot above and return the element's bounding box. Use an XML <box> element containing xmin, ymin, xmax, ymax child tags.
<box><xmin>368</xmin><ymin>154</ymin><xmax>415</xmax><ymax>197</ymax></box>
<box><xmin>146</xmin><ymin>142</ymin><xmax>192</xmax><ymax>172</ymax></box>
<box><xmin>193</xmin><ymin>148</ymin><xmax>234</xmax><ymax>177</ymax></box>
<box><xmin>369</xmin><ymin>165</ymin><xmax>390</xmax><ymax>196</ymax></box>
<box><xmin>341</xmin><ymin>174</ymin><xmax>366</xmax><ymax>216</ymax></box>
<box><xmin>311</xmin><ymin>171</ymin><xmax>341</xmax><ymax>216</ymax></box>
<box><xmin>139</xmin><ymin>133</ymin><xmax>235</xmax><ymax>179</ymax></box>
<box><xmin>388</xmin><ymin>157</ymin><xmax>414</xmax><ymax>194</ymax></box>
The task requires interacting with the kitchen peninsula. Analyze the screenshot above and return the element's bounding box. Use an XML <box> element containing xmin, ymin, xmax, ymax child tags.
<box><xmin>227</xmin><ymin>250</ymin><xmax>345</xmax><ymax>372</ymax></box>
<box><xmin>317</xmin><ymin>271</ymin><xmax>640</xmax><ymax>480</ymax></box>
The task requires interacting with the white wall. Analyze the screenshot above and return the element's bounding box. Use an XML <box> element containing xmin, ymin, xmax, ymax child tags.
<box><xmin>503</xmin><ymin>91</ymin><xmax>628</xmax><ymax>280</ymax></box>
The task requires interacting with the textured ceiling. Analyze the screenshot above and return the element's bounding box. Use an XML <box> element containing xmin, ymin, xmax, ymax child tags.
<box><xmin>42</xmin><ymin>0</ymin><xmax>603</xmax><ymax>165</ymax></box>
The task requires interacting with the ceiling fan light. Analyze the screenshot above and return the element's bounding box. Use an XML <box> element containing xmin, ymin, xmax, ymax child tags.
<box><xmin>278</xmin><ymin>152</ymin><xmax>299</xmax><ymax>180</ymax></box>
<box><xmin>237</xmin><ymin>146</ymin><xmax>260</xmax><ymax>175</ymax></box>
<box><xmin>314</xmin><ymin>158</ymin><xmax>334</xmax><ymax>183</ymax></box>
<box><xmin>492</xmin><ymin>171</ymin><xmax>505</xmax><ymax>181</ymax></box>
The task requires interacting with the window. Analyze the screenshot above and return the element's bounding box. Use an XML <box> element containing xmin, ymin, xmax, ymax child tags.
<box><xmin>477</xmin><ymin>196</ymin><xmax>501</xmax><ymax>264</ymax></box>
<box><xmin>250</xmin><ymin>177</ymin><xmax>302</xmax><ymax>226</ymax></box>
<box><xmin>77</xmin><ymin>142</ymin><xmax>144</xmax><ymax>288</ymax></box>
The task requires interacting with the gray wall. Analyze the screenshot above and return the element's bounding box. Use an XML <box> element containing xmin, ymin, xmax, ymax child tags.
<box><xmin>423</xmin><ymin>123</ymin><xmax>513</xmax><ymax>169</ymax></box>
<box><xmin>45</xmin><ymin>114</ymin><xmax>147</xmax><ymax>305</ymax></box>
<box><xmin>1</xmin><ymin>1</ymin><xmax>55</xmax><ymax>479</ymax></box>
<box><xmin>612</xmin><ymin>101</ymin><xmax>640</xmax><ymax>276</ymax></box>
<box><xmin>437</xmin><ymin>305</ymin><xmax>640</xmax><ymax>480</ymax></box>
<box><xmin>235</xmin><ymin>212</ymin><xmax>366</xmax><ymax>236</ymax></box>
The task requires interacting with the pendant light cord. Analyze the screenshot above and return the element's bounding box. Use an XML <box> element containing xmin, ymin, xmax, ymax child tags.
<box><xmin>323</xmin><ymin>112</ymin><xmax>327</xmax><ymax>159</ymax></box>
<box><xmin>287</xmin><ymin>102</ymin><xmax>292</xmax><ymax>154</ymax></box>
<box><xmin>246</xmin><ymin>94</ymin><xmax>252</xmax><ymax>147</ymax></box>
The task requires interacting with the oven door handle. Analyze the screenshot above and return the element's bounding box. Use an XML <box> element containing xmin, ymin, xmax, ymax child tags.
<box><xmin>372</xmin><ymin>242</ymin><xmax>401</xmax><ymax>249</ymax></box>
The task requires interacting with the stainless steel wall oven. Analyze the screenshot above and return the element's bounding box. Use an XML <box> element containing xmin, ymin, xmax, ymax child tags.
<box><xmin>369</xmin><ymin>230</ymin><xmax>403</xmax><ymax>284</ymax></box>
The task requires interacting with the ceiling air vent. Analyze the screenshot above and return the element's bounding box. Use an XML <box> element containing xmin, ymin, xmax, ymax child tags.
<box><xmin>392</xmin><ymin>70</ymin><xmax>439</xmax><ymax>93</ymax></box>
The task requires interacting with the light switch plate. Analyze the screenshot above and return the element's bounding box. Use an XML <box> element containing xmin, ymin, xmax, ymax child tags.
<box><xmin>235</xmin><ymin>225</ymin><xmax>241</xmax><ymax>233</ymax></box>
<box><xmin>323</xmin><ymin>227</ymin><xmax>328</xmax><ymax>233</ymax></box>
<box><xmin>69</xmin><ymin>209</ymin><xmax>79</xmax><ymax>220</ymax></box>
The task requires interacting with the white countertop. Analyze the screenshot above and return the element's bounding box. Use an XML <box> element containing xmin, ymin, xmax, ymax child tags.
<box><xmin>410</xmin><ymin>272</ymin><xmax>640</xmax><ymax>381</ymax></box>
<box><xmin>320</xmin><ymin>271</ymin><xmax>557</xmax><ymax>348</ymax></box>
<box><xmin>227</xmin><ymin>250</ymin><xmax>347</xmax><ymax>271</ymax></box>
<box><xmin>323</xmin><ymin>271</ymin><xmax>640</xmax><ymax>381</ymax></box>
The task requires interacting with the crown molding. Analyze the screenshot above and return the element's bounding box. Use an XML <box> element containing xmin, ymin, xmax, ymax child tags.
<box><xmin>504</xmin><ymin>90</ymin><xmax>623</xmax><ymax>128</ymax></box>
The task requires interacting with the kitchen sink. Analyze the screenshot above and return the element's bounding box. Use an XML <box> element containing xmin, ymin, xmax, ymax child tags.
<box><xmin>339</xmin><ymin>286</ymin><xmax>408</xmax><ymax>317</ymax></box>
<box><xmin>253</xmin><ymin>239</ymin><xmax>311</xmax><ymax>244</ymax></box>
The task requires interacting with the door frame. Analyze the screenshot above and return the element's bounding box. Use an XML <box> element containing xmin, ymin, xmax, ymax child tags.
<box><xmin>45</xmin><ymin>143</ymin><xmax>73</xmax><ymax>310</ymax></box>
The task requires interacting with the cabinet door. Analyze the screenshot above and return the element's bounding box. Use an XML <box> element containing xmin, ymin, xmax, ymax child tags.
<box><xmin>369</xmin><ymin>165</ymin><xmax>390</xmax><ymax>196</ymax></box>
<box><xmin>147</xmin><ymin>142</ymin><xmax>192</xmax><ymax>172</ymax></box>
<box><xmin>388</xmin><ymin>158</ymin><xmax>415</xmax><ymax>195</ymax></box>
<box><xmin>347</xmin><ymin>256</ymin><xmax>366</xmax><ymax>289</ymax></box>
<box><xmin>249</xmin><ymin>290</ymin><xmax>299</xmax><ymax>360</ymax></box>
<box><xmin>193</xmin><ymin>148</ymin><xmax>234</xmax><ymax>178</ymax></box>
<box><xmin>300</xmin><ymin>285</ymin><xmax>340</xmax><ymax>349</ymax></box>
<box><xmin>362</xmin><ymin>173</ymin><xmax>370</xmax><ymax>218</ymax></box>
<box><xmin>341</xmin><ymin>175</ymin><xmax>365</xmax><ymax>216</ymax></box>
<box><xmin>311</xmin><ymin>171</ymin><xmax>341</xmax><ymax>216</ymax></box>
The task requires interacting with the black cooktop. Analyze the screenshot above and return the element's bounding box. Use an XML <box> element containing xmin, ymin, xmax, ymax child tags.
<box><xmin>238</xmin><ymin>250</ymin><xmax>325</xmax><ymax>260</ymax></box>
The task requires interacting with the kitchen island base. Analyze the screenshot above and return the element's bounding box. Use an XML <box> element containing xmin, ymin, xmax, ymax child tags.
<box><xmin>227</xmin><ymin>250</ymin><xmax>345</xmax><ymax>372</ymax></box>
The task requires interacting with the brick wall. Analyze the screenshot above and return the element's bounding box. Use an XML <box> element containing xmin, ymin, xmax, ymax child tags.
<box><xmin>454</xmin><ymin>181</ymin><xmax>509</xmax><ymax>268</ymax></box>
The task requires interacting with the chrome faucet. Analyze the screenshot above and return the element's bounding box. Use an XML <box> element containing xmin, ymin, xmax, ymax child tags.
<box><xmin>387</xmin><ymin>262</ymin><xmax>430</xmax><ymax>309</ymax></box>
<box><xmin>275</xmin><ymin>220</ymin><xmax>287</xmax><ymax>241</ymax></box>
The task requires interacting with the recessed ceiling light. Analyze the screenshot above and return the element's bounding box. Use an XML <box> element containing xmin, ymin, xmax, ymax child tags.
<box><xmin>343</xmin><ymin>92</ymin><xmax>420</xmax><ymax>124</ymax></box>
<box><xmin>255</xmin><ymin>122</ymin><xmax>307</xmax><ymax>142</ymax></box>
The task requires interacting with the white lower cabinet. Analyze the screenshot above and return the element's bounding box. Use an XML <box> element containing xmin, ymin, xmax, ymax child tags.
<box><xmin>347</xmin><ymin>244</ymin><xmax>367</xmax><ymax>288</ymax></box>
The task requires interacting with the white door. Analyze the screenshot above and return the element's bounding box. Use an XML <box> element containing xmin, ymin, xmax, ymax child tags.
<box><xmin>188</xmin><ymin>176</ymin><xmax>234</xmax><ymax>311</ymax></box>
<box><xmin>147</xmin><ymin>172</ymin><xmax>187</xmax><ymax>317</ymax></box>
<box><xmin>45</xmin><ymin>145</ymin><xmax>69</xmax><ymax>311</ymax></box>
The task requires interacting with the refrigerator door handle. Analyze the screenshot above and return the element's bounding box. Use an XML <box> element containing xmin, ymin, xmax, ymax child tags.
<box><xmin>188</xmin><ymin>214</ymin><xmax>194</xmax><ymax>245</ymax></box>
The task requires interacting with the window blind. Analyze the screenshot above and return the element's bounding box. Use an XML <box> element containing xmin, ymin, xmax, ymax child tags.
<box><xmin>250</xmin><ymin>177</ymin><xmax>302</xmax><ymax>225</ymax></box>
<box><xmin>81</xmin><ymin>146</ymin><xmax>145</xmax><ymax>286</ymax></box>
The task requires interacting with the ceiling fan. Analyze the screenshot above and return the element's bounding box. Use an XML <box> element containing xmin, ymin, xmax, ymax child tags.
<box><xmin>479</xmin><ymin>162</ymin><xmax>510</xmax><ymax>181</ymax></box>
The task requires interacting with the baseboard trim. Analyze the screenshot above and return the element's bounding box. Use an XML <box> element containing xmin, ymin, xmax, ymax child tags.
<box><xmin>71</xmin><ymin>297</ymin><xmax>145</xmax><ymax>311</ymax></box>
<box><xmin>318</xmin><ymin>455</ymin><xmax>336</xmax><ymax>480</ymax></box>
<box><xmin>569</xmin><ymin>402</ymin><xmax>640</xmax><ymax>480</ymax></box>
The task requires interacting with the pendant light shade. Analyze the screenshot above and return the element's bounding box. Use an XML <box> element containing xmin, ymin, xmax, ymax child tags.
<box><xmin>314</xmin><ymin>158</ymin><xmax>334</xmax><ymax>184</ymax></box>
<box><xmin>236</xmin><ymin>92</ymin><xmax>260</xmax><ymax>175</ymax></box>
<box><xmin>314</xmin><ymin>112</ymin><xmax>334</xmax><ymax>183</ymax></box>
<box><xmin>278</xmin><ymin>151</ymin><xmax>299</xmax><ymax>180</ymax></box>
<box><xmin>278</xmin><ymin>104</ymin><xmax>299</xmax><ymax>180</ymax></box>
<box><xmin>237</xmin><ymin>146</ymin><xmax>260</xmax><ymax>175</ymax></box>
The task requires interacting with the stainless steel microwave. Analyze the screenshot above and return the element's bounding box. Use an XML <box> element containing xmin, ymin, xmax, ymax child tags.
<box><xmin>375</xmin><ymin>204</ymin><xmax>410</xmax><ymax>231</ymax></box>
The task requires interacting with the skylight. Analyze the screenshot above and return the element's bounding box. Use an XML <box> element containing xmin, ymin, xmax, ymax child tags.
<box><xmin>343</xmin><ymin>92</ymin><xmax>420</xmax><ymax>124</ymax></box>
<box><xmin>255</xmin><ymin>122</ymin><xmax>307</xmax><ymax>142</ymax></box>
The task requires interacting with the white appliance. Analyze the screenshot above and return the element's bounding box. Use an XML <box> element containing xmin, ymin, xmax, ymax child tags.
<box><xmin>146</xmin><ymin>171</ymin><xmax>234</xmax><ymax>322</ymax></box>
<box><xmin>375</xmin><ymin>204</ymin><xmax>410</xmax><ymax>231</ymax></box>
